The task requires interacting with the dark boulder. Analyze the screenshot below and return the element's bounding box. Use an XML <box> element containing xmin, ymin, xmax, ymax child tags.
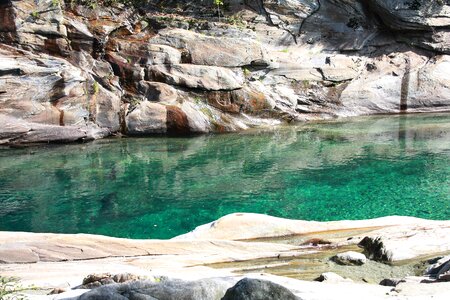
<box><xmin>221</xmin><ymin>278</ymin><xmax>299</xmax><ymax>300</ymax></box>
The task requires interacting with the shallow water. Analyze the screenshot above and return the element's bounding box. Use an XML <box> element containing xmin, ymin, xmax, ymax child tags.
<box><xmin>0</xmin><ymin>113</ymin><xmax>449</xmax><ymax>239</ymax></box>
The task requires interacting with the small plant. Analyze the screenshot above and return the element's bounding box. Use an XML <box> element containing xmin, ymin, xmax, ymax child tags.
<box><xmin>30</xmin><ymin>11</ymin><xmax>39</xmax><ymax>19</ymax></box>
<box><xmin>92</xmin><ymin>81</ymin><xmax>100</xmax><ymax>95</ymax></box>
<box><xmin>0</xmin><ymin>276</ymin><xmax>31</xmax><ymax>299</ymax></box>
<box><xmin>214</xmin><ymin>0</ymin><xmax>224</xmax><ymax>22</ymax></box>
<box><xmin>242</xmin><ymin>67</ymin><xmax>251</xmax><ymax>77</ymax></box>
<box><xmin>279</xmin><ymin>49</ymin><xmax>289</xmax><ymax>53</ymax></box>
<box><xmin>51</xmin><ymin>0</ymin><xmax>60</xmax><ymax>7</ymax></box>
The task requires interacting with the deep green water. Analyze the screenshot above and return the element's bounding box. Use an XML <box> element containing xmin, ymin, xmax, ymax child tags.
<box><xmin>0</xmin><ymin>113</ymin><xmax>449</xmax><ymax>239</ymax></box>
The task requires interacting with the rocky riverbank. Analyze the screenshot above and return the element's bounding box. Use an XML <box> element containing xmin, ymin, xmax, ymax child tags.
<box><xmin>0</xmin><ymin>213</ymin><xmax>449</xmax><ymax>299</ymax></box>
<box><xmin>1</xmin><ymin>0</ymin><xmax>450</xmax><ymax>144</ymax></box>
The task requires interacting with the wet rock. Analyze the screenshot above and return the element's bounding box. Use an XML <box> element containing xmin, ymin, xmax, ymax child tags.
<box><xmin>221</xmin><ymin>278</ymin><xmax>298</xmax><ymax>300</ymax></box>
<box><xmin>74</xmin><ymin>278</ymin><xmax>232</xmax><ymax>300</ymax></box>
<box><xmin>314</xmin><ymin>272</ymin><xmax>353</xmax><ymax>283</ymax></box>
<box><xmin>147</xmin><ymin>64</ymin><xmax>245</xmax><ymax>91</ymax></box>
<box><xmin>331</xmin><ymin>251</ymin><xmax>367</xmax><ymax>266</ymax></box>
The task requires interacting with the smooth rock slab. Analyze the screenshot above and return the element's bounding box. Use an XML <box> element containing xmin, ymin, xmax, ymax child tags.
<box><xmin>221</xmin><ymin>278</ymin><xmax>298</xmax><ymax>300</ymax></box>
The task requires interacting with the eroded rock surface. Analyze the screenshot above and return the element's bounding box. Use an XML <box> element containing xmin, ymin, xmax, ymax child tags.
<box><xmin>0</xmin><ymin>0</ymin><xmax>449</xmax><ymax>143</ymax></box>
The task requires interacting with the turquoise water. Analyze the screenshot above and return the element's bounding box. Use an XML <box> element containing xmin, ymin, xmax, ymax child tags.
<box><xmin>0</xmin><ymin>113</ymin><xmax>449</xmax><ymax>239</ymax></box>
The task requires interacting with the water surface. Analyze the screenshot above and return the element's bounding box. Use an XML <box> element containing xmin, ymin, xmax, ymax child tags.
<box><xmin>0</xmin><ymin>113</ymin><xmax>449</xmax><ymax>239</ymax></box>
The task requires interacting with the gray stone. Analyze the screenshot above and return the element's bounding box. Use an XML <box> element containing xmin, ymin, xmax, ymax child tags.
<box><xmin>379</xmin><ymin>278</ymin><xmax>406</xmax><ymax>287</ymax></box>
<box><xmin>126</xmin><ymin>102</ymin><xmax>167</xmax><ymax>135</ymax></box>
<box><xmin>331</xmin><ymin>251</ymin><xmax>367</xmax><ymax>266</ymax></box>
<box><xmin>221</xmin><ymin>278</ymin><xmax>298</xmax><ymax>300</ymax></box>
<box><xmin>74</xmin><ymin>278</ymin><xmax>232</xmax><ymax>300</ymax></box>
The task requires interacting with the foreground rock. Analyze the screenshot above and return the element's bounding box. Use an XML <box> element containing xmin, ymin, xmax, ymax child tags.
<box><xmin>175</xmin><ymin>213</ymin><xmax>450</xmax><ymax>262</ymax></box>
<box><xmin>1</xmin><ymin>213</ymin><xmax>450</xmax><ymax>299</ymax></box>
<box><xmin>221</xmin><ymin>278</ymin><xmax>298</xmax><ymax>300</ymax></box>
<box><xmin>73</xmin><ymin>278</ymin><xmax>233</xmax><ymax>300</ymax></box>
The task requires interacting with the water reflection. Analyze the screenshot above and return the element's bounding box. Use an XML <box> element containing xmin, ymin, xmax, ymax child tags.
<box><xmin>0</xmin><ymin>113</ymin><xmax>449</xmax><ymax>238</ymax></box>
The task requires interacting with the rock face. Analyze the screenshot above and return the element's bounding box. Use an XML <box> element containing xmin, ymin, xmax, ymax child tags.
<box><xmin>221</xmin><ymin>278</ymin><xmax>298</xmax><ymax>300</ymax></box>
<box><xmin>0</xmin><ymin>0</ymin><xmax>450</xmax><ymax>143</ymax></box>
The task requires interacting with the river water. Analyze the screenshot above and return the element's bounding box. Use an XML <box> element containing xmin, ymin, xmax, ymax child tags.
<box><xmin>0</xmin><ymin>113</ymin><xmax>449</xmax><ymax>239</ymax></box>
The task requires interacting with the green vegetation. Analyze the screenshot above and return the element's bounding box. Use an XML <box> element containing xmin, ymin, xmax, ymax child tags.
<box><xmin>242</xmin><ymin>67</ymin><xmax>251</xmax><ymax>77</ymax></box>
<box><xmin>30</xmin><ymin>11</ymin><xmax>39</xmax><ymax>19</ymax></box>
<box><xmin>92</xmin><ymin>81</ymin><xmax>100</xmax><ymax>95</ymax></box>
<box><xmin>0</xmin><ymin>277</ymin><xmax>31</xmax><ymax>300</ymax></box>
<box><xmin>214</xmin><ymin>0</ymin><xmax>224</xmax><ymax>22</ymax></box>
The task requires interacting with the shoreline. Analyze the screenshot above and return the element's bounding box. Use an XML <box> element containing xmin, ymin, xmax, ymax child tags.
<box><xmin>1</xmin><ymin>213</ymin><xmax>449</xmax><ymax>299</ymax></box>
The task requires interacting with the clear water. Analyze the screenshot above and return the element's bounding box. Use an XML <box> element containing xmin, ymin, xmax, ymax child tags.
<box><xmin>0</xmin><ymin>113</ymin><xmax>449</xmax><ymax>239</ymax></box>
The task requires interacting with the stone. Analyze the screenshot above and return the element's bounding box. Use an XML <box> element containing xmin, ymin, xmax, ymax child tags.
<box><xmin>74</xmin><ymin>278</ymin><xmax>232</xmax><ymax>300</ymax></box>
<box><xmin>331</xmin><ymin>251</ymin><xmax>367</xmax><ymax>266</ymax></box>
<box><xmin>147</xmin><ymin>64</ymin><xmax>245</xmax><ymax>91</ymax></box>
<box><xmin>379</xmin><ymin>278</ymin><xmax>406</xmax><ymax>287</ymax></box>
<box><xmin>221</xmin><ymin>278</ymin><xmax>298</xmax><ymax>300</ymax></box>
<box><xmin>426</xmin><ymin>256</ymin><xmax>450</xmax><ymax>281</ymax></box>
<box><xmin>314</xmin><ymin>272</ymin><xmax>353</xmax><ymax>283</ymax></box>
<box><xmin>137</xmin><ymin>81</ymin><xmax>178</xmax><ymax>104</ymax></box>
<box><xmin>109</xmin><ymin>39</ymin><xmax>181</xmax><ymax>66</ymax></box>
<box><xmin>125</xmin><ymin>102</ymin><xmax>167</xmax><ymax>135</ymax></box>
<box><xmin>150</xmin><ymin>29</ymin><xmax>268</xmax><ymax>67</ymax></box>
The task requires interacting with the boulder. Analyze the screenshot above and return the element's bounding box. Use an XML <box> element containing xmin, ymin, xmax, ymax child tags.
<box><xmin>331</xmin><ymin>251</ymin><xmax>367</xmax><ymax>266</ymax></box>
<box><xmin>137</xmin><ymin>81</ymin><xmax>178</xmax><ymax>103</ymax></box>
<box><xmin>148</xmin><ymin>64</ymin><xmax>245</xmax><ymax>91</ymax></box>
<box><xmin>221</xmin><ymin>278</ymin><xmax>298</xmax><ymax>300</ymax></box>
<box><xmin>126</xmin><ymin>102</ymin><xmax>167</xmax><ymax>135</ymax></box>
<box><xmin>74</xmin><ymin>278</ymin><xmax>232</xmax><ymax>300</ymax></box>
